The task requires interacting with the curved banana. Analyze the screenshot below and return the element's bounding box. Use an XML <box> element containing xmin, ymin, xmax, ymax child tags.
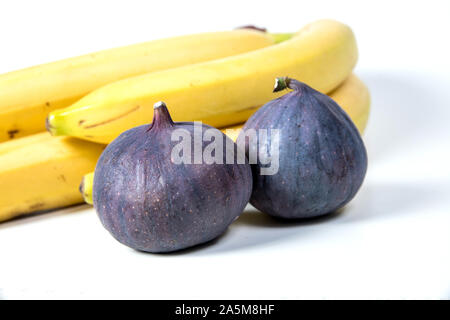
<box><xmin>80</xmin><ymin>73</ymin><xmax>370</xmax><ymax>205</ymax></box>
<box><xmin>0</xmin><ymin>133</ymin><xmax>105</xmax><ymax>222</ymax></box>
<box><xmin>0</xmin><ymin>29</ymin><xmax>275</xmax><ymax>142</ymax></box>
<box><xmin>47</xmin><ymin>20</ymin><xmax>358</xmax><ymax>144</ymax></box>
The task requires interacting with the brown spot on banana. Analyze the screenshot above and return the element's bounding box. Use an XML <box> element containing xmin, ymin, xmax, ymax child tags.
<box><xmin>29</xmin><ymin>202</ymin><xmax>45</xmax><ymax>210</ymax></box>
<box><xmin>7</xmin><ymin>129</ymin><xmax>19</xmax><ymax>139</ymax></box>
<box><xmin>241</xmin><ymin>105</ymin><xmax>260</xmax><ymax>111</ymax></box>
<box><xmin>83</xmin><ymin>105</ymin><xmax>140</xmax><ymax>129</ymax></box>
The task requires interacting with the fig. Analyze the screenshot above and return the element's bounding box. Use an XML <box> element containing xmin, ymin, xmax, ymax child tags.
<box><xmin>93</xmin><ymin>102</ymin><xmax>252</xmax><ymax>252</ymax></box>
<box><xmin>239</xmin><ymin>77</ymin><xmax>367</xmax><ymax>218</ymax></box>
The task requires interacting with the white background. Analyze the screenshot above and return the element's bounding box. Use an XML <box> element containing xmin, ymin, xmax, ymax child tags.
<box><xmin>1</xmin><ymin>0</ymin><xmax>449</xmax><ymax>299</ymax></box>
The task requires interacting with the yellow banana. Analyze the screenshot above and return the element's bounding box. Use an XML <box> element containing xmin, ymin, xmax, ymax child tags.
<box><xmin>79</xmin><ymin>172</ymin><xmax>95</xmax><ymax>205</ymax></box>
<box><xmin>47</xmin><ymin>20</ymin><xmax>358</xmax><ymax>144</ymax></box>
<box><xmin>0</xmin><ymin>29</ymin><xmax>275</xmax><ymax>142</ymax></box>
<box><xmin>0</xmin><ymin>133</ymin><xmax>105</xmax><ymax>222</ymax></box>
<box><xmin>80</xmin><ymin>73</ymin><xmax>370</xmax><ymax>205</ymax></box>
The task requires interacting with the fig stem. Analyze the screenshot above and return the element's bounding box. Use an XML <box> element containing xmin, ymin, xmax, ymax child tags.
<box><xmin>273</xmin><ymin>77</ymin><xmax>303</xmax><ymax>92</ymax></box>
<box><xmin>149</xmin><ymin>101</ymin><xmax>174</xmax><ymax>130</ymax></box>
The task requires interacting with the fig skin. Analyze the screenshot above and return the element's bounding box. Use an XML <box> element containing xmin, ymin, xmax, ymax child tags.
<box><xmin>93</xmin><ymin>102</ymin><xmax>252</xmax><ymax>253</ymax></box>
<box><xmin>240</xmin><ymin>78</ymin><xmax>367</xmax><ymax>219</ymax></box>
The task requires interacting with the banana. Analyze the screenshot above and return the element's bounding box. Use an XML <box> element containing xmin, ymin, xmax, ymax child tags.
<box><xmin>80</xmin><ymin>73</ymin><xmax>370</xmax><ymax>204</ymax></box>
<box><xmin>79</xmin><ymin>172</ymin><xmax>95</xmax><ymax>205</ymax></box>
<box><xmin>0</xmin><ymin>133</ymin><xmax>105</xmax><ymax>222</ymax></box>
<box><xmin>0</xmin><ymin>29</ymin><xmax>275</xmax><ymax>142</ymax></box>
<box><xmin>47</xmin><ymin>20</ymin><xmax>358</xmax><ymax>144</ymax></box>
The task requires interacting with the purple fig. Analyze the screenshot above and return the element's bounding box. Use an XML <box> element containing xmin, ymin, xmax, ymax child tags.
<box><xmin>93</xmin><ymin>102</ymin><xmax>252</xmax><ymax>252</ymax></box>
<box><xmin>239</xmin><ymin>77</ymin><xmax>368</xmax><ymax>218</ymax></box>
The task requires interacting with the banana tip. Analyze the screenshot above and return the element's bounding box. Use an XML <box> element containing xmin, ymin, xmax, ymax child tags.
<box><xmin>79</xmin><ymin>178</ymin><xmax>85</xmax><ymax>195</ymax></box>
<box><xmin>45</xmin><ymin>114</ymin><xmax>63</xmax><ymax>136</ymax></box>
<box><xmin>45</xmin><ymin>115</ymin><xmax>56</xmax><ymax>135</ymax></box>
<box><xmin>79</xmin><ymin>178</ymin><xmax>93</xmax><ymax>205</ymax></box>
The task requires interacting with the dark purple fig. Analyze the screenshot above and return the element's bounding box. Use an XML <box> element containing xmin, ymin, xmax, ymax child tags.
<box><xmin>93</xmin><ymin>102</ymin><xmax>252</xmax><ymax>253</ymax></box>
<box><xmin>238</xmin><ymin>77</ymin><xmax>367</xmax><ymax>219</ymax></box>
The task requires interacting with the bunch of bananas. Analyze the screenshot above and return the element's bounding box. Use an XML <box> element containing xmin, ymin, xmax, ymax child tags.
<box><xmin>0</xmin><ymin>20</ymin><xmax>370</xmax><ymax>222</ymax></box>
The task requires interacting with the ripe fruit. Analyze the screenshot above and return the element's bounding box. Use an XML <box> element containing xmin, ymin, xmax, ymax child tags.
<box><xmin>80</xmin><ymin>73</ymin><xmax>370</xmax><ymax>205</ymax></box>
<box><xmin>93</xmin><ymin>102</ymin><xmax>252</xmax><ymax>252</ymax></box>
<box><xmin>0</xmin><ymin>133</ymin><xmax>104</xmax><ymax>222</ymax></box>
<box><xmin>0</xmin><ymin>29</ymin><xmax>275</xmax><ymax>142</ymax></box>
<box><xmin>239</xmin><ymin>77</ymin><xmax>368</xmax><ymax>218</ymax></box>
<box><xmin>47</xmin><ymin>20</ymin><xmax>358</xmax><ymax>144</ymax></box>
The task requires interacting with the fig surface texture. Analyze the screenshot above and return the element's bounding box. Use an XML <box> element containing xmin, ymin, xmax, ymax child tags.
<box><xmin>94</xmin><ymin>102</ymin><xmax>252</xmax><ymax>252</ymax></box>
<box><xmin>240</xmin><ymin>77</ymin><xmax>367</xmax><ymax>218</ymax></box>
